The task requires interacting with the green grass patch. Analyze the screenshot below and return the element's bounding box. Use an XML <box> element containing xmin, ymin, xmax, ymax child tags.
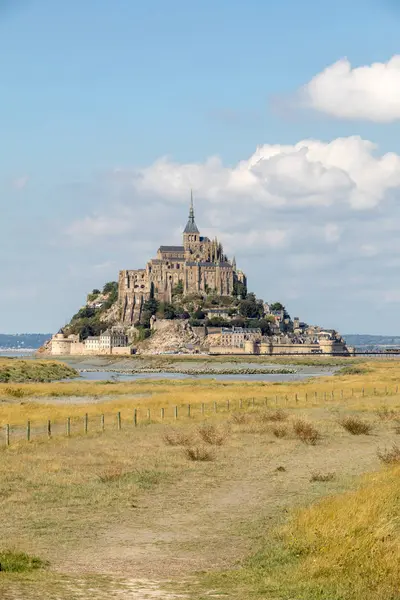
<box><xmin>0</xmin><ymin>358</ymin><xmax>78</xmax><ymax>383</ymax></box>
<box><xmin>335</xmin><ymin>365</ymin><xmax>370</xmax><ymax>376</ymax></box>
<box><xmin>0</xmin><ymin>550</ymin><xmax>46</xmax><ymax>572</ymax></box>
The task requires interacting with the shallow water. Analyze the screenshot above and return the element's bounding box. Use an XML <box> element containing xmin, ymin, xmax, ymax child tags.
<box><xmin>77</xmin><ymin>369</ymin><xmax>334</xmax><ymax>383</ymax></box>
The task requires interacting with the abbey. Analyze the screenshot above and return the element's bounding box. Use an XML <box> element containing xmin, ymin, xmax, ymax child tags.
<box><xmin>118</xmin><ymin>196</ymin><xmax>246</xmax><ymax>324</ymax></box>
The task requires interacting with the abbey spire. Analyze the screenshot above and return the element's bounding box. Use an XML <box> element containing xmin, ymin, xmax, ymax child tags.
<box><xmin>183</xmin><ymin>190</ymin><xmax>200</xmax><ymax>234</ymax></box>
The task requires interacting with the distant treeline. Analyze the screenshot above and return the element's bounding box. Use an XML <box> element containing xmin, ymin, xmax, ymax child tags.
<box><xmin>0</xmin><ymin>334</ymin><xmax>52</xmax><ymax>349</ymax></box>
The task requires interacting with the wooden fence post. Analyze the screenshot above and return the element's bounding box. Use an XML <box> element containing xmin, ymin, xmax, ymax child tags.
<box><xmin>84</xmin><ymin>413</ymin><xmax>88</xmax><ymax>434</ymax></box>
<box><xmin>27</xmin><ymin>420</ymin><xmax>31</xmax><ymax>442</ymax></box>
<box><xmin>147</xmin><ymin>409</ymin><xmax>151</xmax><ymax>422</ymax></box>
<box><xmin>47</xmin><ymin>419</ymin><xmax>51</xmax><ymax>439</ymax></box>
<box><xmin>305</xmin><ymin>393</ymin><xmax>308</xmax><ymax>402</ymax></box>
<box><xmin>187</xmin><ymin>404</ymin><xmax>191</xmax><ymax>418</ymax></box>
<box><xmin>134</xmin><ymin>408</ymin><xmax>138</xmax><ymax>426</ymax></box>
<box><xmin>362</xmin><ymin>388</ymin><xmax>364</xmax><ymax>397</ymax></box>
<box><xmin>5</xmin><ymin>424</ymin><xmax>9</xmax><ymax>447</ymax></box>
<box><xmin>101</xmin><ymin>414</ymin><xmax>105</xmax><ymax>431</ymax></box>
<box><xmin>117</xmin><ymin>411</ymin><xmax>121</xmax><ymax>430</ymax></box>
<box><xmin>67</xmin><ymin>417</ymin><xmax>71</xmax><ymax>437</ymax></box>
<box><xmin>252</xmin><ymin>397</ymin><xmax>255</xmax><ymax>408</ymax></box>
<box><xmin>214</xmin><ymin>401</ymin><xmax>217</xmax><ymax>413</ymax></box>
<box><xmin>174</xmin><ymin>406</ymin><xmax>178</xmax><ymax>420</ymax></box>
<box><xmin>295</xmin><ymin>393</ymin><xmax>298</xmax><ymax>404</ymax></box>
<box><xmin>201</xmin><ymin>403</ymin><xmax>205</xmax><ymax>415</ymax></box>
<box><xmin>161</xmin><ymin>407</ymin><xmax>165</xmax><ymax>420</ymax></box>
<box><xmin>275</xmin><ymin>395</ymin><xmax>278</xmax><ymax>406</ymax></box>
<box><xmin>227</xmin><ymin>399</ymin><xmax>230</xmax><ymax>411</ymax></box>
<box><xmin>265</xmin><ymin>397</ymin><xmax>268</xmax><ymax>407</ymax></box>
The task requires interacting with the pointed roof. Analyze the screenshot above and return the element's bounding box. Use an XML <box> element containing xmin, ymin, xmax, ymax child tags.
<box><xmin>183</xmin><ymin>190</ymin><xmax>200</xmax><ymax>234</ymax></box>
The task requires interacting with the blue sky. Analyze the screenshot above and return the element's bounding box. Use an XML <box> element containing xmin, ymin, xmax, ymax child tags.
<box><xmin>2</xmin><ymin>0</ymin><xmax>400</xmax><ymax>334</ymax></box>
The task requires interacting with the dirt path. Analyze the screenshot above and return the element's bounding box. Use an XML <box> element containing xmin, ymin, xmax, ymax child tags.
<box><xmin>58</xmin><ymin>409</ymin><xmax>397</xmax><ymax>583</ymax></box>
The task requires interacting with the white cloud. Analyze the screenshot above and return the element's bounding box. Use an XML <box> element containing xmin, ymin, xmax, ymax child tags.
<box><xmin>55</xmin><ymin>135</ymin><xmax>400</xmax><ymax>335</ymax></box>
<box><xmin>324</xmin><ymin>223</ymin><xmax>341</xmax><ymax>243</ymax></box>
<box><xmin>300</xmin><ymin>56</ymin><xmax>400</xmax><ymax>122</ymax></box>
<box><xmin>12</xmin><ymin>175</ymin><xmax>29</xmax><ymax>190</ymax></box>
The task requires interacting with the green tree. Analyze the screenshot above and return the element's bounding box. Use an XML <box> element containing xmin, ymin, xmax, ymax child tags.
<box><xmin>143</xmin><ymin>298</ymin><xmax>159</xmax><ymax>316</ymax></box>
<box><xmin>172</xmin><ymin>281</ymin><xmax>184</xmax><ymax>297</ymax></box>
<box><xmin>239</xmin><ymin>293</ymin><xmax>263</xmax><ymax>319</ymax></box>
<box><xmin>103</xmin><ymin>281</ymin><xmax>118</xmax><ymax>295</ymax></box>
<box><xmin>233</xmin><ymin>280</ymin><xmax>247</xmax><ymax>298</ymax></box>
<box><xmin>270</xmin><ymin>302</ymin><xmax>285</xmax><ymax>312</ymax></box>
<box><xmin>163</xmin><ymin>303</ymin><xmax>176</xmax><ymax>319</ymax></box>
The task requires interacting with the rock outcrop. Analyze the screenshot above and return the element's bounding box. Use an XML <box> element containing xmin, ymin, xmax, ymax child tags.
<box><xmin>137</xmin><ymin>319</ymin><xmax>201</xmax><ymax>355</ymax></box>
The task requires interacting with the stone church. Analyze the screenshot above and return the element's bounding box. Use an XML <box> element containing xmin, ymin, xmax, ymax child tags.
<box><xmin>118</xmin><ymin>195</ymin><xmax>246</xmax><ymax>324</ymax></box>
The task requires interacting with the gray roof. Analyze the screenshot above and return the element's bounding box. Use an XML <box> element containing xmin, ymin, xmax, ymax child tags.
<box><xmin>183</xmin><ymin>195</ymin><xmax>200</xmax><ymax>234</ymax></box>
<box><xmin>184</xmin><ymin>220</ymin><xmax>200</xmax><ymax>234</ymax></box>
<box><xmin>159</xmin><ymin>245</ymin><xmax>185</xmax><ymax>252</ymax></box>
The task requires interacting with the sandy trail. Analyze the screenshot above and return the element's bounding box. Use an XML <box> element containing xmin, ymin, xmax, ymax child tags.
<box><xmin>57</xmin><ymin>410</ymin><xmax>396</xmax><ymax>584</ymax></box>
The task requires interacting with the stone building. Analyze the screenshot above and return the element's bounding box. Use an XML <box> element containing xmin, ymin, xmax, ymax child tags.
<box><xmin>118</xmin><ymin>195</ymin><xmax>247</xmax><ymax>324</ymax></box>
<box><xmin>220</xmin><ymin>327</ymin><xmax>262</xmax><ymax>349</ymax></box>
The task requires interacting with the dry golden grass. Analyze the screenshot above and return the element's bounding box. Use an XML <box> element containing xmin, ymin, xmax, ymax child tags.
<box><xmin>279</xmin><ymin>466</ymin><xmax>400</xmax><ymax>598</ymax></box>
<box><xmin>271</xmin><ymin>424</ymin><xmax>289</xmax><ymax>438</ymax></box>
<box><xmin>1</xmin><ymin>358</ymin><xmax>400</xmax><ymax>433</ymax></box>
<box><xmin>377</xmin><ymin>443</ymin><xmax>400</xmax><ymax>464</ymax></box>
<box><xmin>163</xmin><ymin>428</ymin><xmax>194</xmax><ymax>446</ymax></box>
<box><xmin>3</xmin><ymin>357</ymin><xmax>400</xmax><ymax>599</ymax></box>
<box><xmin>184</xmin><ymin>446</ymin><xmax>215</xmax><ymax>461</ymax></box>
<box><xmin>198</xmin><ymin>423</ymin><xmax>229</xmax><ymax>446</ymax></box>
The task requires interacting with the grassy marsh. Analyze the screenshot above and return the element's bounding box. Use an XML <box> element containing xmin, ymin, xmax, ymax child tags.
<box><xmin>2</xmin><ymin>357</ymin><xmax>400</xmax><ymax>599</ymax></box>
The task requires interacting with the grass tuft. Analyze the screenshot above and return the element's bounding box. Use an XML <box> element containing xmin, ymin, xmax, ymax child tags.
<box><xmin>229</xmin><ymin>412</ymin><xmax>249</xmax><ymax>425</ymax></box>
<box><xmin>377</xmin><ymin>444</ymin><xmax>400</xmax><ymax>464</ymax></box>
<box><xmin>198</xmin><ymin>424</ymin><xmax>228</xmax><ymax>446</ymax></box>
<box><xmin>0</xmin><ymin>550</ymin><xmax>46</xmax><ymax>572</ymax></box>
<box><xmin>310</xmin><ymin>471</ymin><xmax>335</xmax><ymax>482</ymax></box>
<box><xmin>375</xmin><ymin>406</ymin><xmax>398</xmax><ymax>421</ymax></box>
<box><xmin>339</xmin><ymin>416</ymin><xmax>373</xmax><ymax>435</ymax></box>
<box><xmin>261</xmin><ymin>409</ymin><xmax>288</xmax><ymax>422</ymax></box>
<box><xmin>163</xmin><ymin>429</ymin><xmax>193</xmax><ymax>446</ymax></box>
<box><xmin>292</xmin><ymin>419</ymin><xmax>321</xmax><ymax>445</ymax></box>
<box><xmin>271</xmin><ymin>425</ymin><xmax>288</xmax><ymax>438</ymax></box>
<box><xmin>184</xmin><ymin>446</ymin><xmax>215</xmax><ymax>461</ymax></box>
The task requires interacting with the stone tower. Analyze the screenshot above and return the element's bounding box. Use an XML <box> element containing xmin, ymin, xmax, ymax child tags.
<box><xmin>183</xmin><ymin>191</ymin><xmax>200</xmax><ymax>250</ymax></box>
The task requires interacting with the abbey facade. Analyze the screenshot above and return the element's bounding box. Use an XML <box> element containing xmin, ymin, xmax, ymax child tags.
<box><xmin>118</xmin><ymin>197</ymin><xmax>246</xmax><ymax>324</ymax></box>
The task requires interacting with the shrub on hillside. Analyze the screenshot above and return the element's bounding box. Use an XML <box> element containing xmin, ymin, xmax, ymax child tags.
<box><xmin>339</xmin><ymin>416</ymin><xmax>373</xmax><ymax>435</ymax></box>
<box><xmin>292</xmin><ymin>419</ymin><xmax>321</xmax><ymax>445</ymax></box>
<box><xmin>198</xmin><ymin>424</ymin><xmax>228</xmax><ymax>446</ymax></box>
<box><xmin>184</xmin><ymin>446</ymin><xmax>215</xmax><ymax>461</ymax></box>
<box><xmin>272</xmin><ymin>425</ymin><xmax>289</xmax><ymax>438</ymax></box>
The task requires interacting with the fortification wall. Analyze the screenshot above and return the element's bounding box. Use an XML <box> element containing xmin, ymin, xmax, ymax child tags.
<box><xmin>111</xmin><ymin>347</ymin><xmax>133</xmax><ymax>356</ymax></box>
<box><xmin>51</xmin><ymin>340</ymin><xmax>73</xmax><ymax>355</ymax></box>
<box><xmin>208</xmin><ymin>346</ymin><xmax>247</xmax><ymax>355</ymax></box>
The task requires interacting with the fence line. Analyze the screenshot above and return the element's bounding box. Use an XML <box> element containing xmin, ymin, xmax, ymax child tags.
<box><xmin>2</xmin><ymin>385</ymin><xmax>400</xmax><ymax>447</ymax></box>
